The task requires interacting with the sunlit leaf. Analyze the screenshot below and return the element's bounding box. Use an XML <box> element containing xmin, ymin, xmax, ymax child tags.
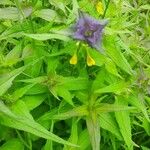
<box><xmin>95</xmin><ymin>81</ymin><xmax>129</xmax><ymax>95</ymax></box>
<box><xmin>0</xmin><ymin>138</ymin><xmax>24</xmax><ymax>150</ymax></box>
<box><xmin>34</xmin><ymin>9</ymin><xmax>65</xmax><ymax>23</ymax></box>
<box><xmin>0</xmin><ymin>100</ymin><xmax>78</xmax><ymax>147</ymax></box>
<box><xmin>23</xmin><ymin>33</ymin><xmax>70</xmax><ymax>41</ymax></box>
<box><xmin>104</xmin><ymin>36</ymin><xmax>133</xmax><ymax>75</ymax></box>
<box><xmin>0</xmin><ymin>67</ymin><xmax>25</xmax><ymax>96</ymax></box>
<box><xmin>50</xmin><ymin>105</ymin><xmax>88</xmax><ymax>120</ymax></box>
<box><xmin>0</xmin><ymin>7</ymin><xmax>32</xmax><ymax>20</ymax></box>
<box><xmin>115</xmin><ymin>96</ymin><xmax>134</xmax><ymax>149</ymax></box>
<box><xmin>99</xmin><ymin>113</ymin><xmax>122</xmax><ymax>140</ymax></box>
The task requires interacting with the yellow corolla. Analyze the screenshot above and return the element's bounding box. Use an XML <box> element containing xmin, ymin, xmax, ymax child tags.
<box><xmin>70</xmin><ymin>53</ymin><xmax>78</xmax><ymax>65</ymax></box>
<box><xmin>87</xmin><ymin>55</ymin><xmax>96</xmax><ymax>66</ymax></box>
<box><xmin>96</xmin><ymin>1</ymin><xmax>104</xmax><ymax>15</ymax></box>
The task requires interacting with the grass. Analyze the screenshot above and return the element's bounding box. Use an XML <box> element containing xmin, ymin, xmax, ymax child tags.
<box><xmin>0</xmin><ymin>0</ymin><xmax>150</xmax><ymax>150</ymax></box>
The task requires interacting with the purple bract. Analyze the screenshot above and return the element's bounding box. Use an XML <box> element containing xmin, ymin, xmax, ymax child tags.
<box><xmin>73</xmin><ymin>11</ymin><xmax>108</xmax><ymax>51</ymax></box>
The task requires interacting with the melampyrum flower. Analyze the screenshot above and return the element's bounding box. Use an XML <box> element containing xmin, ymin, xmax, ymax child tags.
<box><xmin>87</xmin><ymin>54</ymin><xmax>95</xmax><ymax>66</ymax></box>
<box><xmin>70</xmin><ymin>53</ymin><xmax>78</xmax><ymax>65</ymax></box>
<box><xmin>72</xmin><ymin>11</ymin><xmax>108</xmax><ymax>53</ymax></box>
<box><xmin>96</xmin><ymin>2</ymin><xmax>104</xmax><ymax>15</ymax></box>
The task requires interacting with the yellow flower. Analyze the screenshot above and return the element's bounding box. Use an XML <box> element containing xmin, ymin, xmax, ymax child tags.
<box><xmin>96</xmin><ymin>1</ymin><xmax>104</xmax><ymax>15</ymax></box>
<box><xmin>70</xmin><ymin>53</ymin><xmax>77</xmax><ymax>65</ymax></box>
<box><xmin>87</xmin><ymin>55</ymin><xmax>95</xmax><ymax>66</ymax></box>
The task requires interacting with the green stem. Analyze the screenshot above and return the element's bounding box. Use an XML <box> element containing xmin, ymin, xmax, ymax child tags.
<box><xmin>102</xmin><ymin>0</ymin><xmax>110</xmax><ymax>18</ymax></box>
<box><xmin>76</xmin><ymin>41</ymin><xmax>82</xmax><ymax>54</ymax></box>
<box><xmin>86</xmin><ymin>108</ymin><xmax>100</xmax><ymax>150</ymax></box>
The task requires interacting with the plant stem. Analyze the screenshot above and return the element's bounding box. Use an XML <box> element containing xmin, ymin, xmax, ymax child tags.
<box><xmin>102</xmin><ymin>0</ymin><xmax>110</xmax><ymax>18</ymax></box>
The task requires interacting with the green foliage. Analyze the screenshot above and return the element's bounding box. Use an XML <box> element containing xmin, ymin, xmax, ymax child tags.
<box><xmin>0</xmin><ymin>0</ymin><xmax>149</xmax><ymax>150</ymax></box>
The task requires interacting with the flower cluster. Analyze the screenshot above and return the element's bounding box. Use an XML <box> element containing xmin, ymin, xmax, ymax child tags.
<box><xmin>73</xmin><ymin>11</ymin><xmax>108</xmax><ymax>51</ymax></box>
<box><xmin>70</xmin><ymin>11</ymin><xmax>108</xmax><ymax>66</ymax></box>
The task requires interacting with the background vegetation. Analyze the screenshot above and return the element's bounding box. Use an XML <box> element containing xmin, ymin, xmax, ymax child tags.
<box><xmin>0</xmin><ymin>0</ymin><xmax>150</xmax><ymax>150</ymax></box>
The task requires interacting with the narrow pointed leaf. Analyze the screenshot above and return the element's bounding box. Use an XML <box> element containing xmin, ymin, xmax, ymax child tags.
<box><xmin>115</xmin><ymin>97</ymin><xmax>134</xmax><ymax>150</ymax></box>
<box><xmin>95</xmin><ymin>81</ymin><xmax>129</xmax><ymax>95</ymax></box>
<box><xmin>99</xmin><ymin>113</ymin><xmax>122</xmax><ymax>140</ymax></box>
<box><xmin>0</xmin><ymin>100</ymin><xmax>78</xmax><ymax>147</ymax></box>
<box><xmin>64</xmin><ymin>119</ymin><xmax>78</xmax><ymax>150</ymax></box>
<box><xmin>104</xmin><ymin>36</ymin><xmax>133</xmax><ymax>75</ymax></box>
<box><xmin>23</xmin><ymin>33</ymin><xmax>70</xmax><ymax>41</ymax></box>
<box><xmin>0</xmin><ymin>138</ymin><xmax>24</xmax><ymax>150</ymax></box>
<box><xmin>51</xmin><ymin>105</ymin><xmax>88</xmax><ymax>120</ymax></box>
<box><xmin>0</xmin><ymin>67</ymin><xmax>25</xmax><ymax>96</ymax></box>
<box><xmin>96</xmin><ymin>103</ymin><xmax>135</xmax><ymax>113</ymax></box>
<box><xmin>127</xmin><ymin>95</ymin><xmax>150</xmax><ymax>122</ymax></box>
<box><xmin>77</xmin><ymin>129</ymin><xmax>90</xmax><ymax>150</ymax></box>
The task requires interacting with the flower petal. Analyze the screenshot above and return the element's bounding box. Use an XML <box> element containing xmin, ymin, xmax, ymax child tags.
<box><xmin>72</xmin><ymin>11</ymin><xmax>108</xmax><ymax>52</ymax></box>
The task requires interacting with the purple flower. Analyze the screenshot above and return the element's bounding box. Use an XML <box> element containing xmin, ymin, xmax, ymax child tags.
<box><xmin>73</xmin><ymin>11</ymin><xmax>108</xmax><ymax>51</ymax></box>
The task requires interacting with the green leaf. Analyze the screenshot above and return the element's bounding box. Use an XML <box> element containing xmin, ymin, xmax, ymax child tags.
<box><xmin>10</xmin><ymin>100</ymin><xmax>33</xmax><ymax>119</ymax></box>
<box><xmin>47</xmin><ymin>57</ymin><xmax>59</xmax><ymax>73</ymax></box>
<box><xmin>25</xmin><ymin>84</ymin><xmax>47</xmax><ymax>95</ymax></box>
<box><xmin>48</xmin><ymin>75</ymin><xmax>89</xmax><ymax>100</ymax></box>
<box><xmin>66</xmin><ymin>0</ymin><xmax>78</xmax><ymax>24</ymax></box>
<box><xmin>77</xmin><ymin>129</ymin><xmax>90</xmax><ymax>150</ymax></box>
<box><xmin>0</xmin><ymin>7</ymin><xmax>19</xmax><ymax>20</ymax></box>
<box><xmin>4</xmin><ymin>42</ymin><xmax>22</xmax><ymax>66</ymax></box>
<box><xmin>0</xmin><ymin>100</ymin><xmax>17</xmax><ymax>118</ymax></box>
<box><xmin>116</xmin><ymin>37</ymin><xmax>149</xmax><ymax>68</ymax></box>
<box><xmin>34</xmin><ymin>9</ymin><xmax>65</xmax><ymax>23</ymax></box>
<box><xmin>12</xmin><ymin>84</ymin><xmax>35</xmax><ymax>100</ymax></box>
<box><xmin>54</xmin><ymin>86</ymin><xmax>74</xmax><ymax>106</ymax></box>
<box><xmin>104</xmin><ymin>36</ymin><xmax>133</xmax><ymax>75</ymax></box>
<box><xmin>141</xmin><ymin>146</ymin><xmax>150</xmax><ymax>150</ymax></box>
<box><xmin>115</xmin><ymin>96</ymin><xmax>134</xmax><ymax>150</ymax></box>
<box><xmin>139</xmin><ymin>5</ymin><xmax>150</xmax><ymax>10</ymax></box>
<box><xmin>0</xmin><ymin>138</ymin><xmax>24</xmax><ymax>150</ymax></box>
<box><xmin>142</xmin><ymin>118</ymin><xmax>150</xmax><ymax>136</ymax></box>
<box><xmin>17</xmin><ymin>76</ymin><xmax>47</xmax><ymax>83</ymax></box>
<box><xmin>37</xmin><ymin>109</ymin><xmax>58</xmax><ymax>122</ymax></box>
<box><xmin>61</xmin><ymin>77</ymin><xmax>89</xmax><ymax>90</ymax></box>
<box><xmin>95</xmin><ymin>81</ymin><xmax>129</xmax><ymax>95</ymax></box>
<box><xmin>24</xmin><ymin>59</ymin><xmax>43</xmax><ymax>77</ymax></box>
<box><xmin>0</xmin><ymin>7</ymin><xmax>32</xmax><ymax>20</ymax></box>
<box><xmin>0</xmin><ymin>100</ymin><xmax>78</xmax><ymax>147</ymax></box>
<box><xmin>44</xmin><ymin>121</ymin><xmax>54</xmax><ymax>150</ymax></box>
<box><xmin>23</xmin><ymin>33</ymin><xmax>70</xmax><ymax>41</ymax></box>
<box><xmin>64</xmin><ymin>119</ymin><xmax>78</xmax><ymax>150</ymax></box>
<box><xmin>105</xmin><ymin>58</ymin><xmax>121</xmax><ymax>77</ymax></box>
<box><xmin>127</xmin><ymin>95</ymin><xmax>150</xmax><ymax>122</ymax></box>
<box><xmin>23</xmin><ymin>95</ymin><xmax>46</xmax><ymax>111</ymax></box>
<box><xmin>0</xmin><ymin>22</ymin><xmax>30</xmax><ymax>41</ymax></box>
<box><xmin>0</xmin><ymin>0</ymin><xmax>14</xmax><ymax>5</ymax></box>
<box><xmin>99</xmin><ymin>113</ymin><xmax>122</xmax><ymax>140</ymax></box>
<box><xmin>0</xmin><ymin>67</ymin><xmax>25</xmax><ymax>96</ymax></box>
<box><xmin>0</xmin><ymin>58</ymin><xmax>43</xmax><ymax>96</ymax></box>
<box><xmin>96</xmin><ymin>103</ymin><xmax>135</xmax><ymax>113</ymax></box>
<box><xmin>49</xmin><ymin>0</ymin><xmax>66</xmax><ymax>14</ymax></box>
<box><xmin>91</xmin><ymin>68</ymin><xmax>106</xmax><ymax>91</ymax></box>
<box><xmin>50</xmin><ymin>105</ymin><xmax>88</xmax><ymax>120</ymax></box>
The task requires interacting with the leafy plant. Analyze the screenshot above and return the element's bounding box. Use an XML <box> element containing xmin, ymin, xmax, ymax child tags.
<box><xmin>0</xmin><ymin>0</ymin><xmax>149</xmax><ymax>150</ymax></box>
